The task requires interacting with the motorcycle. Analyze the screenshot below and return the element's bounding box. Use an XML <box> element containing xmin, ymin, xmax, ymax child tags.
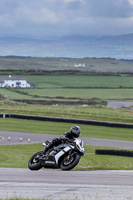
<box><xmin>28</xmin><ymin>138</ymin><xmax>84</xmax><ymax>171</ymax></box>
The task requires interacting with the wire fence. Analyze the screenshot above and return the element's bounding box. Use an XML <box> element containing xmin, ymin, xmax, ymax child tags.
<box><xmin>0</xmin><ymin>105</ymin><xmax>133</xmax><ymax>123</ymax></box>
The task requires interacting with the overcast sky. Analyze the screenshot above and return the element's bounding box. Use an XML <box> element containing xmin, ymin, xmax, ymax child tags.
<box><xmin>1</xmin><ymin>0</ymin><xmax>133</xmax><ymax>38</ymax></box>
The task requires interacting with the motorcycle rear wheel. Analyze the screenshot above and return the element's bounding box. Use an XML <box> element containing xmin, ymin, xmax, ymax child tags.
<box><xmin>28</xmin><ymin>151</ymin><xmax>42</xmax><ymax>170</ymax></box>
<box><xmin>60</xmin><ymin>153</ymin><xmax>80</xmax><ymax>171</ymax></box>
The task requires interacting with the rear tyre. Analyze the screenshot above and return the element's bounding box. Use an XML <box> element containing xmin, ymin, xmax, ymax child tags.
<box><xmin>28</xmin><ymin>151</ymin><xmax>43</xmax><ymax>170</ymax></box>
<box><xmin>60</xmin><ymin>153</ymin><xmax>80</xmax><ymax>171</ymax></box>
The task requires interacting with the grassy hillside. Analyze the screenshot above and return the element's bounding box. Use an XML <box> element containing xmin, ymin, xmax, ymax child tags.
<box><xmin>5</xmin><ymin>88</ymin><xmax>133</xmax><ymax>100</ymax></box>
<box><xmin>0</xmin><ymin>57</ymin><xmax>133</xmax><ymax>73</ymax></box>
<box><xmin>0</xmin><ymin>75</ymin><xmax>133</xmax><ymax>106</ymax></box>
<box><xmin>19</xmin><ymin>75</ymin><xmax>133</xmax><ymax>88</ymax></box>
<box><xmin>0</xmin><ymin>57</ymin><xmax>133</xmax><ymax>105</ymax></box>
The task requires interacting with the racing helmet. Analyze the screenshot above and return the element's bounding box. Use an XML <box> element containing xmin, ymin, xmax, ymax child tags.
<box><xmin>70</xmin><ymin>125</ymin><xmax>81</xmax><ymax>138</ymax></box>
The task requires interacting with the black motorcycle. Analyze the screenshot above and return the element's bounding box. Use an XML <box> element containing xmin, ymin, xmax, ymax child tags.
<box><xmin>28</xmin><ymin>138</ymin><xmax>84</xmax><ymax>171</ymax></box>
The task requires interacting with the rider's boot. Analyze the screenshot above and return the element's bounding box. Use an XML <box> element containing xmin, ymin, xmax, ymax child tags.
<box><xmin>43</xmin><ymin>142</ymin><xmax>53</xmax><ymax>155</ymax></box>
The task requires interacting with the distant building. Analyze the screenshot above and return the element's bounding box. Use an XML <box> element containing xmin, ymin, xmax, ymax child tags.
<box><xmin>74</xmin><ymin>63</ymin><xmax>85</xmax><ymax>67</ymax></box>
<box><xmin>0</xmin><ymin>75</ymin><xmax>31</xmax><ymax>88</ymax></box>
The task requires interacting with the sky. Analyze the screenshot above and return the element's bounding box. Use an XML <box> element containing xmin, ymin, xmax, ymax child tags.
<box><xmin>1</xmin><ymin>0</ymin><xmax>133</xmax><ymax>38</ymax></box>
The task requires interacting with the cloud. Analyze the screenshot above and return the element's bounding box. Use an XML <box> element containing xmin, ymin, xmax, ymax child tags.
<box><xmin>0</xmin><ymin>0</ymin><xmax>133</xmax><ymax>38</ymax></box>
<box><xmin>64</xmin><ymin>0</ymin><xmax>83</xmax><ymax>9</ymax></box>
<box><xmin>16</xmin><ymin>7</ymin><xmax>59</xmax><ymax>25</ymax></box>
<box><xmin>79</xmin><ymin>0</ymin><xmax>132</xmax><ymax>19</ymax></box>
<box><xmin>128</xmin><ymin>0</ymin><xmax>133</xmax><ymax>6</ymax></box>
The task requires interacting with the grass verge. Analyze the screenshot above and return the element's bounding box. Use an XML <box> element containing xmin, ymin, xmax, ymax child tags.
<box><xmin>1</xmin><ymin>104</ymin><xmax>133</xmax><ymax>124</ymax></box>
<box><xmin>0</xmin><ymin>144</ymin><xmax>133</xmax><ymax>170</ymax></box>
<box><xmin>0</xmin><ymin>118</ymin><xmax>133</xmax><ymax>141</ymax></box>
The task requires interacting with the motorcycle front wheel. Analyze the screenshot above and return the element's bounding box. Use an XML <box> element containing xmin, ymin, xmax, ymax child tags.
<box><xmin>60</xmin><ymin>153</ymin><xmax>80</xmax><ymax>171</ymax></box>
<box><xmin>28</xmin><ymin>151</ymin><xmax>43</xmax><ymax>170</ymax></box>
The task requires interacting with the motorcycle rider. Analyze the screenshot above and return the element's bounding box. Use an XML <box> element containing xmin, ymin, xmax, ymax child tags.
<box><xmin>43</xmin><ymin>125</ymin><xmax>81</xmax><ymax>155</ymax></box>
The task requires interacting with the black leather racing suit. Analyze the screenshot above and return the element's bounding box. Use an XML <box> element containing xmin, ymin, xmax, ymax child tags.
<box><xmin>43</xmin><ymin>132</ymin><xmax>74</xmax><ymax>154</ymax></box>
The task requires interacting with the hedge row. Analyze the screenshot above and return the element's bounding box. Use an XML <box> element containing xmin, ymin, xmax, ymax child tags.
<box><xmin>1</xmin><ymin>113</ymin><xmax>133</xmax><ymax>128</ymax></box>
<box><xmin>95</xmin><ymin>149</ymin><xmax>133</xmax><ymax>157</ymax></box>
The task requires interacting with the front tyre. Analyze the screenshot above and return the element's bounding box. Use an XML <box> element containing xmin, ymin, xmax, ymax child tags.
<box><xmin>60</xmin><ymin>153</ymin><xmax>80</xmax><ymax>171</ymax></box>
<box><xmin>28</xmin><ymin>151</ymin><xmax>42</xmax><ymax>170</ymax></box>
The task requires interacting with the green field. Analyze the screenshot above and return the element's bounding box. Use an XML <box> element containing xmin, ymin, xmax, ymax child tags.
<box><xmin>2</xmin><ymin>75</ymin><xmax>133</xmax><ymax>88</ymax></box>
<box><xmin>0</xmin><ymin>57</ymin><xmax>133</xmax><ymax>72</ymax></box>
<box><xmin>1</xmin><ymin>87</ymin><xmax>133</xmax><ymax>101</ymax></box>
<box><xmin>15</xmin><ymin>88</ymin><xmax>133</xmax><ymax>99</ymax></box>
<box><xmin>1</xmin><ymin>75</ymin><xmax>133</xmax><ymax>104</ymax></box>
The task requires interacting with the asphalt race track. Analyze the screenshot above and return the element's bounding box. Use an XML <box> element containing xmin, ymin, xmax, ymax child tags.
<box><xmin>0</xmin><ymin>168</ymin><xmax>133</xmax><ymax>200</ymax></box>
<box><xmin>1</xmin><ymin>130</ymin><xmax>133</xmax><ymax>149</ymax></box>
<box><xmin>0</xmin><ymin>130</ymin><xmax>133</xmax><ymax>200</ymax></box>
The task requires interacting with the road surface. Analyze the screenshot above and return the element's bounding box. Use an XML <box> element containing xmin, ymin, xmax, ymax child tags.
<box><xmin>107</xmin><ymin>100</ymin><xmax>133</xmax><ymax>108</ymax></box>
<box><xmin>0</xmin><ymin>168</ymin><xmax>133</xmax><ymax>200</ymax></box>
<box><xmin>0</xmin><ymin>130</ymin><xmax>133</xmax><ymax>149</ymax></box>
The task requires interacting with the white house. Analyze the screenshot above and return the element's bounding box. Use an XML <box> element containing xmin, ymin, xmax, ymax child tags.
<box><xmin>74</xmin><ymin>63</ymin><xmax>85</xmax><ymax>68</ymax></box>
<box><xmin>0</xmin><ymin>75</ymin><xmax>31</xmax><ymax>88</ymax></box>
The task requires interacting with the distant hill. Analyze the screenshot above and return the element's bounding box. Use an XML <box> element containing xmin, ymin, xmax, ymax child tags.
<box><xmin>0</xmin><ymin>34</ymin><xmax>133</xmax><ymax>59</ymax></box>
